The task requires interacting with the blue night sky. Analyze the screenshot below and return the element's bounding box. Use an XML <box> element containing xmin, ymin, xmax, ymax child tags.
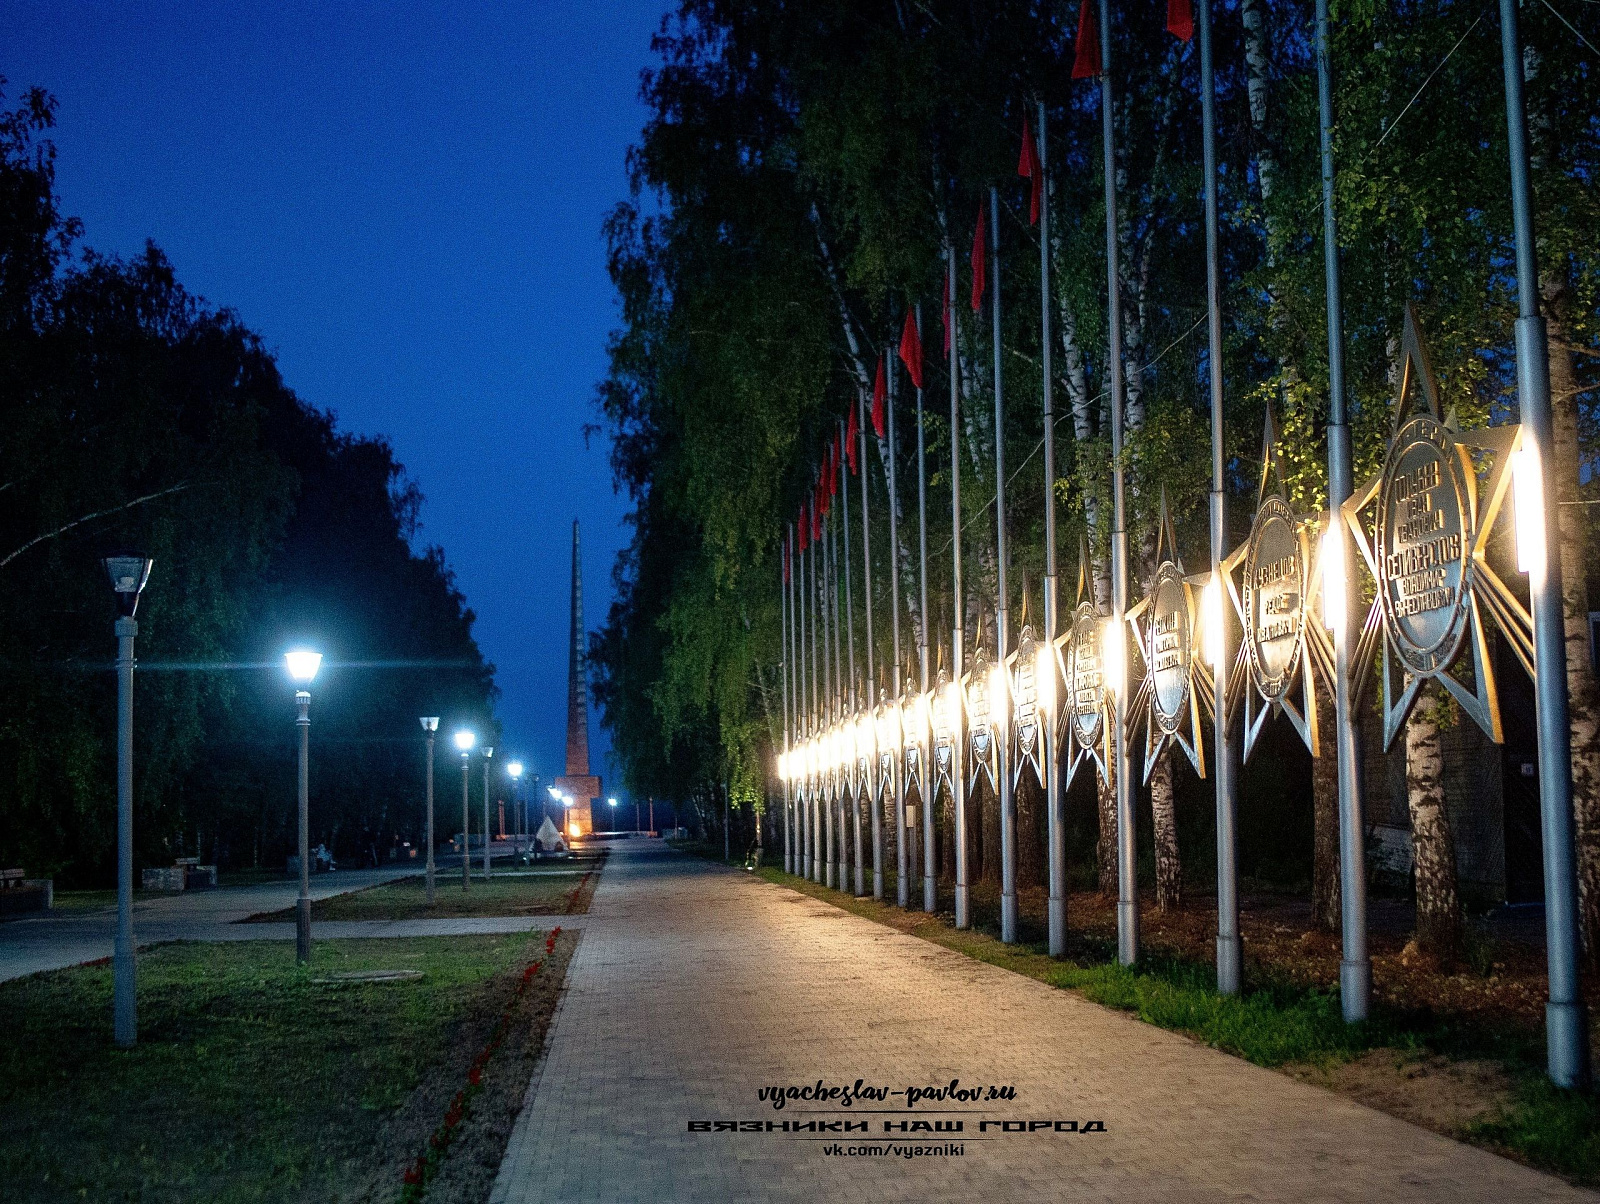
<box><xmin>1</xmin><ymin>1</ymin><xmax>672</xmax><ymax>797</ymax></box>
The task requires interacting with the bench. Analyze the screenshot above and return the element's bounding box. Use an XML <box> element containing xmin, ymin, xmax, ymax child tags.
<box><xmin>0</xmin><ymin>868</ymin><xmax>52</xmax><ymax>916</ymax></box>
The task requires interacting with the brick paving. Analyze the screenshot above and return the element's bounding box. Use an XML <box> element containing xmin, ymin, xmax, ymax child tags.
<box><xmin>490</xmin><ymin>840</ymin><xmax>1594</xmax><ymax>1204</ymax></box>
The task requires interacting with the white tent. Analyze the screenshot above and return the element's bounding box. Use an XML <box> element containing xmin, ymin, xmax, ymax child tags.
<box><xmin>535</xmin><ymin>815</ymin><xmax>568</xmax><ymax>855</ymax></box>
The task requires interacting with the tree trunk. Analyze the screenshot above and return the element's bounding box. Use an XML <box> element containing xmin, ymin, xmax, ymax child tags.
<box><xmin>1405</xmin><ymin>693</ymin><xmax>1462</xmax><ymax>964</ymax></box>
<box><xmin>1096</xmin><ymin>765</ymin><xmax>1118</xmax><ymax>895</ymax></box>
<box><xmin>1017</xmin><ymin>771</ymin><xmax>1046</xmax><ymax>890</ymax></box>
<box><xmin>1545</xmin><ymin>280</ymin><xmax>1600</xmax><ymax>970</ymax></box>
<box><xmin>980</xmin><ymin>776</ymin><xmax>1001</xmax><ymax>884</ymax></box>
<box><xmin>941</xmin><ymin>786</ymin><xmax>955</xmax><ymax>883</ymax></box>
<box><xmin>1311</xmin><ymin>684</ymin><xmax>1342</xmax><ymax>933</ymax></box>
<box><xmin>1150</xmin><ymin>750</ymin><xmax>1181</xmax><ymax>912</ymax></box>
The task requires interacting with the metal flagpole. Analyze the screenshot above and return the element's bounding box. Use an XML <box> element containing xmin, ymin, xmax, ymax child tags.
<box><xmin>861</xmin><ymin>390</ymin><xmax>883</xmax><ymax>898</ymax></box>
<box><xmin>992</xmin><ymin>185</ymin><xmax>1017</xmax><ymax>945</ymax></box>
<box><xmin>1498</xmin><ymin>0</ymin><xmax>1591</xmax><ymax>1089</ymax></box>
<box><xmin>843</xmin><ymin>418</ymin><xmax>864</xmax><ymax>896</ymax></box>
<box><xmin>888</xmin><ymin>322</ymin><xmax>907</xmax><ymax>907</ymax></box>
<box><xmin>824</xmin><ymin>492</ymin><xmax>836</xmax><ymax>889</ymax></box>
<box><xmin>917</xmin><ymin>304</ymin><xmax>936</xmax><ymax>913</ymax></box>
<box><xmin>811</xmin><ymin>498</ymin><xmax>822</xmax><ymax>882</ymax></box>
<box><xmin>1039</xmin><ymin>101</ymin><xmax>1066</xmax><ymax>957</ymax></box>
<box><xmin>794</xmin><ymin>521</ymin><xmax>806</xmax><ymax>878</ymax></box>
<box><xmin>950</xmin><ymin>239</ymin><xmax>971</xmax><ymax>930</ymax></box>
<box><xmin>1099</xmin><ymin>0</ymin><xmax>1137</xmax><ymax>966</ymax></box>
<box><xmin>838</xmin><ymin>483</ymin><xmax>851</xmax><ymax>890</ymax></box>
<box><xmin>1200</xmin><ymin>0</ymin><xmax>1240</xmax><ymax>995</ymax></box>
<box><xmin>783</xmin><ymin>528</ymin><xmax>793</xmax><ymax>875</ymax></box>
<box><xmin>1313</xmin><ymin>0</ymin><xmax>1368</xmax><ymax>1018</ymax></box>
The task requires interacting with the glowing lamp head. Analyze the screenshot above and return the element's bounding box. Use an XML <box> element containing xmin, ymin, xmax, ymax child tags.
<box><xmin>1513</xmin><ymin>443</ymin><xmax>1546</xmax><ymax>579</ymax></box>
<box><xmin>881</xmin><ymin>702</ymin><xmax>903</xmax><ymax>752</ymax></box>
<box><xmin>855</xmin><ymin>714</ymin><xmax>874</xmax><ymax>763</ymax></box>
<box><xmin>548</xmin><ymin>785</ymin><xmax>561</xmax><ymax>800</ymax></box>
<box><xmin>989</xmin><ymin>664</ymin><xmax>1010</xmax><ymax>726</ymax></box>
<box><xmin>1321</xmin><ymin>524</ymin><xmax>1346</xmax><ymax>633</ymax></box>
<box><xmin>1202</xmin><ymin>574</ymin><xmax>1225</xmax><ymax>671</ymax></box>
<box><xmin>934</xmin><ymin>680</ymin><xmax>957</xmax><ymax>743</ymax></box>
<box><xmin>1035</xmin><ymin>643</ymin><xmax>1057</xmax><ymax>714</ymax></box>
<box><xmin>507</xmin><ymin>761</ymin><xmax>523</xmax><ymax>778</ymax></box>
<box><xmin>420</xmin><ymin>716</ymin><xmax>439</xmax><ymax>733</ymax></box>
<box><xmin>608</xmin><ymin>797</ymin><xmax>618</xmax><ymax>808</ymax></box>
<box><xmin>454</xmin><ymin>729</ymin><xmax>476</xmax><ymax>753</ymax></box>
<box><xmin>284</xmin><ymin>649</ymin><xmax>322</xmax><ymax>685</ymax></box>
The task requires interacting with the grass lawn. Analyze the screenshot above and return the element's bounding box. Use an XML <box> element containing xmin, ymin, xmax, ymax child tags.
<box><xmin>746</xmin><ymin>858</ymin><xmax>1600</xmax><ymax>1187</ymax></box>
<box><xmin>1</xmin><ymin>933</ymin><xmax>573</xmax><ymax>1203</ymax></box>
<box><xmin>45</xmin><ymin>888</ymin><xmax>116</xmax><ymax>913</ymax></box>
<box><xmin>246</xmin><ymin>862</ymin><xmax>602</xmax><ymax>922</ymax></box>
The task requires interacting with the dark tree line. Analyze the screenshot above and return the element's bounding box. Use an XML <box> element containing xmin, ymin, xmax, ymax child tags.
<box><xmin>0</xmin><ymin>84</ymin><xmax>497</xmax><ymax>884</ymax></box>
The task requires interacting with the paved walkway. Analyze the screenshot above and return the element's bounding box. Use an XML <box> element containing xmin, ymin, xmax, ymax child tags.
<box><xmin>490</xmin><ymin>841</ymin><xmax>1594</xmax><ymax>1204</ymax></box>
<box><xmin>0</xmin><ymin>853</ymin><xmax>586</xmax><ymax>982</ymax></box>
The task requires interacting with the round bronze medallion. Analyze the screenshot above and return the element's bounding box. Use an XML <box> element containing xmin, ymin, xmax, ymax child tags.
<box><xmin>1068</xmin><ymin>602</ymin><xmax>1105</xmax><ymax>748</ymax></box>
<box><xmin>1242</xmin><ymin>494</ymin><xmax>1305</xmax><ymax>703</ymax></box>
<box><xmin>968</xmin><ymin>649</ymin><xmax>993</xmax><ymax>763</ymax></box>
<box><xmin>1014</xmin><ymin>628</ymin><xmax>1039</xmax><ymax>758</ymax></box>
<box><xmin>1376</xmin><ymin>415</ymin><xmax>1472</xmax><ymax>676</ymax></box>
<box><xmin>1148</xmin><ymin>562</ymin><xmax>1191</xmax><ymax>735</ymax></box>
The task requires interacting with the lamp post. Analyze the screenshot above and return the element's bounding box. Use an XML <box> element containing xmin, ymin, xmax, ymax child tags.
<box><xmin>455</xmin><ymin>730</ymin><xmax>475</xmax><ymax>890</ymax></box>
<box><xmin>1498</xmin><ymin>0</ymin><xmax>1590</xmax><ymax>1088</ymax></box>
<box><xmin>507</xmin><ymin>761</ymin><xmax>524</xmax><ymax>861</ymax></box>
<box><xmin>285</xmin><ymin>649</ymin><xmax>323</xmax><ymax>964</ymax></box>
<box><xmin>482</xmin><ymin>746</ymin><xmax>494</xmax><ymax>880</ymax></box>
<box><xmin>420</xmin><ymin>718</ymin><xmax>439</xmax><ymax>904</ymax></box>
<box><xmin>609</xmin><ymin>796</ymin><xmax>619</xmax><ymax>833</ymax></box>
<box><xmin>103</xmin><ymin>555</ymin><xmax>152</xmax><ymax>1048</ymax></box>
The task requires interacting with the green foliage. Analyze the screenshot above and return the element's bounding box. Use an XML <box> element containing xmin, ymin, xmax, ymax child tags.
<box><xmin>592</xmin><ymin>1</ymin><xmax>1600</xmax><ymax>809</ymax></box>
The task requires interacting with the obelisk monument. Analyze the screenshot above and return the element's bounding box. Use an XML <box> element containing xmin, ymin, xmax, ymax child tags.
<box><xmin>554</xmin><ymin>520</ymin><xmax>599</xmax><ymax>838</ymax></box>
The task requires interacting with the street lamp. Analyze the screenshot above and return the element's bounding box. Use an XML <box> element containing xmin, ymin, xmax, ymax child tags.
<box><xmin>608</xmin><ymin>796</ymin><xmax>618</xmax><ymax>833</ymax></box>
<box><xmin>420</xmin><ymin>717</ymin><xmax>439</xmax><ymax>904</ymax></box>
<box><xmin>103</xmin><ymin>554</ymin><xmax>152</xmax><ymax>1048</ymax></box>
<box><xmin>285</xmin><ymin>649</ymin><xmax>323</xmax><ymax>964</ymax></box>
<box><xmin>454</xmin><ymin>729</ymin><xmax>475</xmax><ymax>890</ymax></box>
<box><xmin>507</xmin><ymin>761</ymin><xmax>524</xmax><ymax>859</ymax></box>
<box><xmin>482</xmin><ymin>745</ymin><xmax>494</xmax><ymax>880</ymax></box>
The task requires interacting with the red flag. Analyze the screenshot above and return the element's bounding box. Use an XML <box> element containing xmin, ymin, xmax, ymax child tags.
<box><xmin>898</xmin><ymin>309</ymin><xmax>924</xmax><ymax>391</ymax></box>
<box><xmin>871</xmin><ymin>356</ymin><xmax>887</xmax><ymax>438</ymax></box>
<box><xmin>1167</xmin><ymin>0</ymin><xmax>1194</xmax><ymax>42</ymax></box>
<box><xmin>816</xmin><ymin>474</ymin><xmax>827</xmax><ymax>521</ymax></box>
<box><xmin>1018</xmin><ymin>116</ymin><xmax>1042</xmax><ymax>225</ymax></box>
<box><xmin>942</xmin><ymin>273</ymin><xmax>952</xmax><ymax>359</ymax></box>
<box><xmin>845</xmin><ymin>403</ymin><xmax>860</xmax><ymax>474</ymax></box>
<box><xmin>1072</xmin><ymin>0</ymin><xmax>1100</xmax><ymax>79</ymax></box>
<box><xmin>970</xmin><ymin>204</ymin><xmax>986</xmax><ymax>313</ymax></box>
<box><xmin>798</xmin><ymin>502</ymin><xmax>809</xmax><ymax>552</ymax></box>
